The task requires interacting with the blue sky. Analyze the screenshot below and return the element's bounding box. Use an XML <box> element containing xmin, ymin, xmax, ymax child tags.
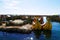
<box><xmin>0</xmin><ymin>0</ymin><xmax>60</xmax><ymax>15</ymax></box>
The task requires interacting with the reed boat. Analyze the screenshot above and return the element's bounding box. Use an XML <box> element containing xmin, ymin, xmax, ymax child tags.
<box><xmin>32</xmin><ymin>17</ymin><xmax>52</xmax><ymax>30</ymax></box>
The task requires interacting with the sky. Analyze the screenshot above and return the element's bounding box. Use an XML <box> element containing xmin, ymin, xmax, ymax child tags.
<box><xmin>0</xmin><ymin>0</ymin><xmax>60</xmax><ymax>15</ymax></box>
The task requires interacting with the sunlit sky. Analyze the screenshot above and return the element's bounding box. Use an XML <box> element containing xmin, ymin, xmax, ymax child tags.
<box><xmin>0</xmin><ymin>0</ymin><xmax>60</xmax><ymax>15</ymax></box>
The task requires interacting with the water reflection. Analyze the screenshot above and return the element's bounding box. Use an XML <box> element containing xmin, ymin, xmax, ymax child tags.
<box><xmin>33</xmin><ymin>30</ymin><xmax>41</xmax><ymax>39</ymax></box>
<box><xmin>33</xmin><ymin>30</ymin><xmax>51</xmax><ymax>40</ymax></box>
<box><xmin>43</xmin><ymin>30</ymin><xmax>51</xmax><ymax>40</ymax></box>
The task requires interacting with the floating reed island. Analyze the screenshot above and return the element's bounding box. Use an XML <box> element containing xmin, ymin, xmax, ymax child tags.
<box><xmin>0</xmin><ymin>15</ymin><xmax>52</xmax><ymax>33</ymax></box>
<box><xmin>0</xmin><ymin>24</ymin><xmax>32</xmax><ymax>34</ymax></box>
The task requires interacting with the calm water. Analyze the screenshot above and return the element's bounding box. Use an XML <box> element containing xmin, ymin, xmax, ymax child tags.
<box><xmin>0</xmin><ymin>22</ymin><xmax>60</xmax><ymax>40</ymax></box>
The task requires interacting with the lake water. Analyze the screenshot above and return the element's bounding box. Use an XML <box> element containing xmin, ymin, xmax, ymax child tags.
<box><xmin>0</xmin><ymin>22</ymin><xmax>60</xmax><ymax>40</ymax></box>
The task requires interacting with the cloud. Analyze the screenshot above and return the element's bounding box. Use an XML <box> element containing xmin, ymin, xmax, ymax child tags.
<box><xmin>0</xmin><ymin>0</ymin><xmax>21</xmax><ymax>14</ymax></box>
<box><xmin>0</xmin><ymin>0</ymin><xmax>60</xmax><ymax>15</ymax></box>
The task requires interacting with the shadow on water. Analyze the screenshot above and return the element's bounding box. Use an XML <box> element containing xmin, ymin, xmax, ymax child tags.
<box><xmin>33</xmin><ymin>30</ymin><xmax>51</xmax><ymax>40</ymax></box>
<box><xmin>33</xmin><ymin>30</ymin><xmax>41</xmax><ymax>39</ymax></box>
<box><xmin>43</xmin><ymin>30</ymin><xmax>51</xmax><ymax>40</ymax></box>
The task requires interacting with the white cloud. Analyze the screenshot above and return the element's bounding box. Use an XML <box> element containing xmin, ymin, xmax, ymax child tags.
<box><xmin>0</xmin><ymin>0</ymin><xmax>60</xmax><ymax>15</ymax></box>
